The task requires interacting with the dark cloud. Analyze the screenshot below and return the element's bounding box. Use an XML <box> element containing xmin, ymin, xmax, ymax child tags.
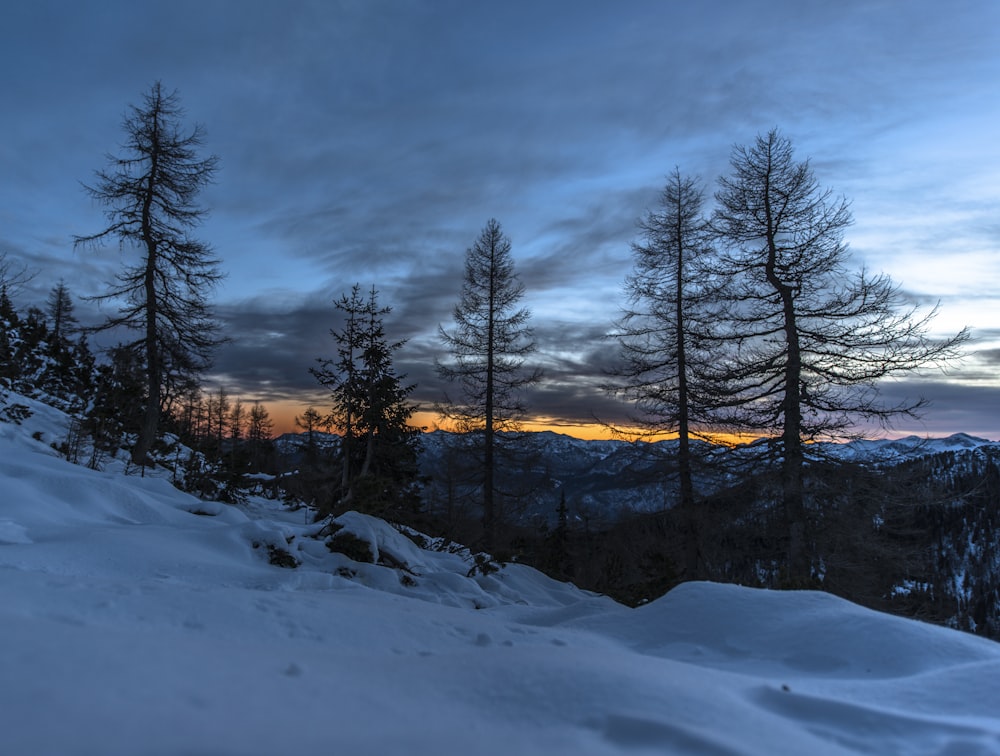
<box><xmin>973</xmin><ymin>349</ymin><xmax>1000</xmax><ymax>367</ymax></box>
<box><xmin>206</xmin><ymin>295</ymin><xmax>333</xmax><ymax>401</ymax></box>
<box><xmin>864</xmin><ymin>380</ymin><xmax>1000</xmax><ymax>441</ymax></box>
<box><xmin>2</xmin><ymin>0</ymin><xmax>999</xmax><ymax>435</ymax></box>
<box><xmin>525</xmin><ymin>330</ymin><xmax>631</xmax><ymax>428</ymax></box>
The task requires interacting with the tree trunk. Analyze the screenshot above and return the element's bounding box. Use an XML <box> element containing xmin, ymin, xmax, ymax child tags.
<box><xmin>765</xmin><ymin>220</ymin><xmax>808</xmax><ymax>583</ymax></box>
<box><xmin>131</xmin><ymin>130</ymin><xmax>161</xmax><ymax>469</ymax></box>
<box><xmin>484</xmin><ymin>269</ymin><xmax>496</xmax><ymax>552</ymax></box>
<box><xmin>674</xmin><ymin>205</ymin><xmax>700</xmax><ymax>578</ymax></box>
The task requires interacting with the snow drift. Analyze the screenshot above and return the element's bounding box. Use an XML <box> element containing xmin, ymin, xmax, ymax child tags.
<box><xmin>2</xmin><ymin>395</ymin><xmax>1000</xmax><ymax>755</ymax></box>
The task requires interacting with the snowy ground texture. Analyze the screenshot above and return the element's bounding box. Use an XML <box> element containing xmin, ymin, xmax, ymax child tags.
<box><xmin>3</xmin><ymin>397</ymin><xmax>1000</xmax><ymax>755</ymax></box>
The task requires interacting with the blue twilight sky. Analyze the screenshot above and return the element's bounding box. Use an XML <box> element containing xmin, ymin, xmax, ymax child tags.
<box><xmin>2</xmin><ymin>0</ymin><xmax>999</xmax><ymax>437</ymax></box>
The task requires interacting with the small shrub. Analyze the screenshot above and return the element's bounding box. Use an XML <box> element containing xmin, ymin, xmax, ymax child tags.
<box><xmin>326</xmin><ymin>531</ymin><xmax>375</xmax><ymax>563</ymax></box>
<box><xmin>250</xmin><ymin>540</ymin><xmax>300</xmax><ymax>568</ymax></box>
<box><xmin>466</xmin><ymin>552</ymin><xmax>501</xmax><ymax>577</ymax></box>
<box><xmin>267</xmin><ymin>544</ymin><xmax>300</xmax><ymax>569</ymax></box>
<box><xmin>1</xmin><ymin>403</ymin><xmax>33</xmax><ymax>424</ymax></box>
<box><xmin>397</xmin><ymin>527</ymin><xmax>429</xmax><ymax>550</ymax></box>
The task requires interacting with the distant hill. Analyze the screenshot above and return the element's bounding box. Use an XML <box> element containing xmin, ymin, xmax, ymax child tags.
<box><xmin>275</xmin><ymin>428</ymin><xmax>1000</xmax><ymax>524</ymax></box>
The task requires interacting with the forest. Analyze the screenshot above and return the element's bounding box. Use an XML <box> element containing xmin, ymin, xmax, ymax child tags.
<box><xmin>2</xmin><ymin>82</ymin><xmax>996</xmax><ymax>640</ymax></box>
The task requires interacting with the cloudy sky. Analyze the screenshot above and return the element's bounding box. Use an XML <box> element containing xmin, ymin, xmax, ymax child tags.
<box><xmin>2</xmin><ymin>0</ymin><xmax>999</xmax><ymax>438</ymax></box>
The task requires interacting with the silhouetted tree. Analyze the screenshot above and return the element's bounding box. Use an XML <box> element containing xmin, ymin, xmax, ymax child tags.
<box><xmin>312</xmin><ymin>284</ymin><xmax>421</xmax><ymax>514</ymax></box>
<box><xmin>246</xmin><ymin>400</ymin><xmax>274</xmax><ymax>473</ymax></box>
<box><xmin>14</xmin><ymin>307</ymin><xmax>49</xmax><ymax>386</ymax></box>
<box><xmin>42</xmin><ymin>332</ymin><xmax>95</xmax><ymax>410</ymax></box>
<box><xmin>74</xmin><ymin>82</ymin><xmax>223</xmax><ymax>466</ymax></box>
<box><xmin>0</xmin><ymin>286</ymin><xmax>16</xmax><ymax>327</ymax></box>
<box><xmin>227</xmin><ymin>397</ymin><xmax>246</xmax><ymax>472</ymax></box>
<box><xmin>437</xmin><ymin>218</ymin><xmax>541</xmax><ymax>549</ymax></box>
<box><xmin>295</xmin><ymin>406</ymin><xmax>327</xmax><ymax>459</ymax></box>
<box><xmin>0</xmin><ymin>281</ymin><xmax>27</xmax><ymax>422</ymax></box>
<box><xmin>711</xmin><ymin>129</ymin><xmax>968</xmax><ymax>581</ymax></box>
<box><xmin>0</xmin><ymin>299</ymin><xmax>15</xmax><ymax>386</ymax></box>
<box><xmin>206</xmin><ymin>386</ymin><xmax>230</xmax><ymax>459</ymax></box>
<box><xmin>0</xmin><ymin>254</ymin><xmax>32</xmax><ymax>411</ymax></box>
<box><xmin>609</xmin><ymin>169</ymin><xmax>726</xmax><ymax>576</ymax></box>
<box><xmin>282</xmin><ymin>406</ymin><xmax>335</xmax><ymax>512</ymax></box>
<box><xmin>35</xmin><ymin>282</ymin><xmax>92</xmax><ymax>408</ymax></box>
<box><xmin>0</xmin><ymin>252</ymin><xmax>34</xmax><ymax>301</ymax></box>
<box><xmin>170</xmin><ymin>384</ymin><xmax>206</xmax><ymax>447</ymax></box>
<box><xmin>45</xmin><ymin>281</ymin><xmax>77</xmax><ymax>345</ymax></box>
<box><xmin>313</xmin><ymin>284</ymin><xmax>366</xmax><ymax>505</ymax></box>
<box><xmin>83</xmin><ymin>345</ymin><xmax>146</xmax><ymax>468</ymax></box>
<box><xmin>544</xmin><ymin>489</ymin><xmax>574</xmax><ymax>580</ymax></box>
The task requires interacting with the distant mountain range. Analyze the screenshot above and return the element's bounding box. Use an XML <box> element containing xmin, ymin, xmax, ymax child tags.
<box><xmin>815</xmin><ymin>432</ymin><xmax>996</xmax><ymax>461</ymax></box>
<box><xmin>275</xmin><ymin>430</ymin><xmax>1000</xmax><ymax>523</ymax></box>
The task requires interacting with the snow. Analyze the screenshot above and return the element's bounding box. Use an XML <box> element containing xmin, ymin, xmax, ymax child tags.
<box><xmin>2</xmin><ymin>397</ymin><xmax>1000</xmax><ymax>755</ymax></box>
<box><xmin>822</xmin><ymin>432</ymin><xmax>996</xmax><ymax>463</ymax></box>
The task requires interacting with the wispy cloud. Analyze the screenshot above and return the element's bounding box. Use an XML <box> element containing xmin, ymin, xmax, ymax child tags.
<box><xmin>2</xmin><ymin>0</ymin><xmax>998</xmax><ymax>434</ymax></box>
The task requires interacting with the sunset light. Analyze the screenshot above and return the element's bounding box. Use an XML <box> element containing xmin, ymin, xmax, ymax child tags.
<box><xmin>2</xmin><ymin>1</ymin><xmax>998</xmax><ymax>440</ymax></box>
<box><xmin>3</xmin><ymin>5</ymin><xmax>1000</xmax><ymax>751</ymax></box>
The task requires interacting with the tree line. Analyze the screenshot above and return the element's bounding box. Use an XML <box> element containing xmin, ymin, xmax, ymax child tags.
<box><xmin>1</xmin><ymin>82</ymin><xmax>970</xmax><ymax>589</ymax></box>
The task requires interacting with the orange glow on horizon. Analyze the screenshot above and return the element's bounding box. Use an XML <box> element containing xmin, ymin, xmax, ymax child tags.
<box><xmin>267</xmin><ymin>401</ymin><xmax>307</xmax><ymax>437</ymax></box>
<box><xmin>223</xmin><ymin>400</ymin><xmax>981</xmax><ymax>446</ymax></box>
<box><xmin>268</xmin><ymin>405</ymin><xmax>749</xmax><ymax>445</ymax></box>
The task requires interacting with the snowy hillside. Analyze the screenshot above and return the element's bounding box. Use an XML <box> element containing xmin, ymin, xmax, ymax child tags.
<box><xmin>3</xmin><ymin>399</ymin><xmax>1000</xmax><ymax>754</ymax></box>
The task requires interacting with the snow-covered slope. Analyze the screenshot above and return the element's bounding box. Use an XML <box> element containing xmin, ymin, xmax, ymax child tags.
<box><xmin>3</xmin><ymin>399</ymin><xmax>1000</xmax><ymax>755</ymax></box>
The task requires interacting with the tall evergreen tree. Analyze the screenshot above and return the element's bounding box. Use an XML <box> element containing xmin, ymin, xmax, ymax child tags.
<box><xmin>14</xmin><ymin>307</ymin><xmax>49</xmax><ymax>387</ymax></box>
<box><xmin>74</xmin><ymin>82</ymin><xmax>223</xmax><ymax>466</ymax></box>
<box><xmin>312</xmin><ymin>284</ymin><xmax>420</xmax><ymax>514</ymax></box>
<box><xmin>0</xmin><ymin>282</ymin><xmax>18</xmax><ymax>419</ymax></box>
<box><xmin>313</xmin><ymin>284</ymin><xmax>366</xmax><ymax>506</ymax></box>
<box><xmin>45</xmin><ymin>280</ymin><xmax>77</xmax><ymax>346</ymax></box>
<box><xmin>437</xmin><ymin>218</ymin><xmax>541</xmax><ymax>549</ymax></box>
<box><xmin>83</xmin><ymin>345</ymin><xmax>146</xmax><ymax>468</ymax></box>
<box><xmin>0</xmin><ymin>285</ymin><xmax>19</xmax><ymax>387</ymax></box>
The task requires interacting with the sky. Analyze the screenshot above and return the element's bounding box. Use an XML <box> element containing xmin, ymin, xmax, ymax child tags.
<box><xmin>2</xmin><ymin>0</ymin><xmax>1000</xmax><ymax>438</ymax></box>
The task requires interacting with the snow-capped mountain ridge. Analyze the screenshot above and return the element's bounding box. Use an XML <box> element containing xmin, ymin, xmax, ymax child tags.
<box><xmin>822</xmin><ymin>432</ymin><xmax>995</xmax><ymax>461</ymax></box>
<box><xmin>275</xmin><ymin>428</ymin><xmax>1000</xmax><ymax>522</ymax></box>
<box><xmin>278</xmin><ymin>427</ymin><xmax>998</xmax><ymax>464</ymax></box>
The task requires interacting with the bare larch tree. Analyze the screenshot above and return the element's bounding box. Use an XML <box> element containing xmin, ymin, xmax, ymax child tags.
<box><xmin>609</xmin><ymin>169</ymin><xmax>724</xmax><ymax>578</ymax></box>
<box><xmin>75</xmin><ymin>82</ymin><xmax>222</xmax><ymax>466</ymax></box>
<box><xmin>711</xmin><ymin>129</ymin><xmax>967</xmax><ymax>582</ymax></box>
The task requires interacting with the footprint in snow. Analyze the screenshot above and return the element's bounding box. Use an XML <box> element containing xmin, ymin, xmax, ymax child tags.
<box><xmin>474</xmin><ymin>632</ymin><xmax>492</xmax><ymax>647</ymax></box>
